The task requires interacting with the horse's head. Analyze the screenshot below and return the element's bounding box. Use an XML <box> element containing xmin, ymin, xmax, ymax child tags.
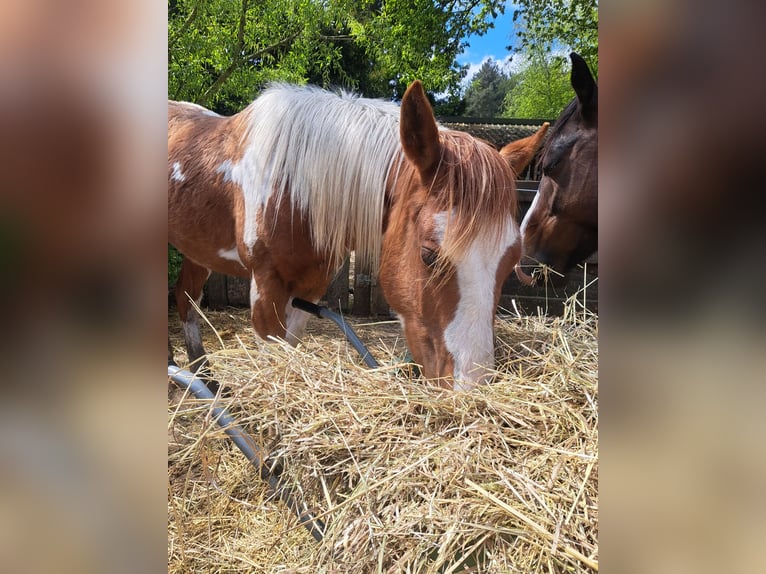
<box><xmin>520</xmin><ymin>52</ymin><xmax>598</xmax><ymax>280</ymax></box>
<box><xmin>380</xmin><ymin>81</ymin><xmax>525</xmax><ymax>391</ymax></box>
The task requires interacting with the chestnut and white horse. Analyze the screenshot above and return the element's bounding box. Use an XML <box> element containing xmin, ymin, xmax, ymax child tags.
<box><xmin>169</xmin><ymin>81</ymin><xmax>542</xmax><ymax>390</ymax></box>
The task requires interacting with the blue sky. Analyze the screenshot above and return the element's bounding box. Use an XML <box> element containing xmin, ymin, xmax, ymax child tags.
<box><xmin>457</xmin><ymin>2</ymin><xmax>525</xmax><ymax>85</ymax></box>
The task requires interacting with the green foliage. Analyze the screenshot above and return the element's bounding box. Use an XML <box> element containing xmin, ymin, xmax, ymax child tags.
<box><xmin>502</xmin><ymin>0</ymin><xmax>597</xmax><ymax>119</ymax></box>
<box><xmin>358</xmin><ymin>0</ymin><xmax>507</xmax><ymax>98</ymax></box>
<box><xmin>431</xmin><ymin>93</ymin><xmax>467</xmax><ymax>117</ymax></box>
<box><xmin>463</xmin><ymin>59</ymin><xmax>515</xmax><ymax>117</ymax></box>
<box><xmin>168</xmin><ymin>244</ymin><xmax>183</xmax><ymax>287</ymax></box>
<box><xmin>169</xmin><ymin>0</ymin><xmax>351</xmax><ymax>111</ymax></box>
<box><xmin>502</xmin><ymin>52</ymin><xmax>572</xmax><ymax>119</ymax></box>
<box><xmin>168</xmin><ymin>0</ymin><xmax>509</xmax><ymax>109</ymax></box>
<box><xmin>512</xmin><ymin>0</ymin><xmax>598</xmax><ymax>74</ymax></box>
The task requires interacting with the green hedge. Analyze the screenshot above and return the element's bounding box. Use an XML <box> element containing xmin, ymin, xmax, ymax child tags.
<box><xmin>168</xmin><ymin>245</ymin><xmax>183</xmax><ymax>286</ymax></box>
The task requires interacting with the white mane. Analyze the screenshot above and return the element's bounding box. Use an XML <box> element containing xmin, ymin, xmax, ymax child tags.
<box><xmin>241</xmin><ymin>83</ymin><xmax>404</xmax><ymax>271</ymax></box>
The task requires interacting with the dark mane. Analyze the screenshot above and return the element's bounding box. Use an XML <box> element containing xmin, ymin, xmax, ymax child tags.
<box><xmin>541</xmin><ymin>97</ymin><xmax>579</xmax><ymax>156</ymax></box>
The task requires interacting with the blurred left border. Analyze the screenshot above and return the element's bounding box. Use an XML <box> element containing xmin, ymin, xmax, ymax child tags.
<box><xmin>0</xmin><ymin>1</ymin><xmax>168</xmax><ymax>573</ymax></box>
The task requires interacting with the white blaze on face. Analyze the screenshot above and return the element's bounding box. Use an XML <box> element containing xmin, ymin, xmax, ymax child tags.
<box><xmin>520</xmin><ymin>187</ymin><xmax>541</xmax><ymax>238</ymax></box>
<box><xmin>250</xmin><ymin>273</ymin><xmax>260</xmax><ymax>310</ymax></box>
<box><xmin>434</xmin><ymin>211</ymin><xmax>519</xmax><ymax>391</ymax></box>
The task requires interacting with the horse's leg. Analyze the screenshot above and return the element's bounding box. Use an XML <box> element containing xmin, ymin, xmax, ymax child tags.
<box><xmin>248</xmin><ymin>272</ymin><xmax>317</xmax><ymax>343</ymax></box>
<box><xmin>283</xmin><ymin>296</ymin><xmax>316</xmax><ymax>345</ymax></box>
<box><xmin>249</xmin><ymin>271</ymin><xmax>290</xmax><ymax>342</ymax></box>
<box><xmin>283</xmin><ymin>286</ymin><xmax>328</xmax><ymax>345</ymax></box>
<box><xmin>174</xmin><ymin>258</ymin><xmax>215</xmax><ymax>387</ymax></box>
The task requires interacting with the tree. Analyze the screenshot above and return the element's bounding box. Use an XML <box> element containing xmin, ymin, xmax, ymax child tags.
<box><xmin>463</xmin><ymin>59</ymin><xmax>514</xmax><ymax>117</ymax></box>
<box><xmin>500</xmin><ymin>0</ymin><xmax>597</xmax><ymax>119</ymax></box>
<box><xmin>168</xmin><ymin>0</ymin><xmax>510</xmax><ymax>110</ymax></box>
<box><xmin>169</xmin><ymin>0</ymin><xmax>351</xmax><ymax>112</ymax></box>
<box><xmin>511</xmin><ymin>0</ymin><xmax>598</xmax><ymax>74</ymax></box>
<box><xmin>502</xmin><ymin>50</ymin><xmax>572</xmax><ymax>119</ymax></box>
<box><xmin>431</xmin><ymin>93</ymin><xmax>467</xmax><ymax>117</ymax></box>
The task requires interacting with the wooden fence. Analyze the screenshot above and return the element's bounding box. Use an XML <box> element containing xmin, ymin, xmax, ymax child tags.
<box><xmin>200</xmin><ymin>179</ymin><xmax>597</xmax><ymax>317</ymax></box>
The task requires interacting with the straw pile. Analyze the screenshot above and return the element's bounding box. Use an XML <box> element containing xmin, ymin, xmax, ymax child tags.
<box><xmin>168</xmin><ymin>299</ymin><xmax>598</xmax><ymax>572</ymax></box>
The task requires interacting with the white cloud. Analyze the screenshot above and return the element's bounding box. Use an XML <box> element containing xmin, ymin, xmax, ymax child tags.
<box><xmin>461</xmin><ymin>46</ymin><xmax>573</xmax><ymax>90</ymax></box>
<box><xmin>461</xmin><ymin>53</ymin><xmax>530</xmax><ymax>89</ymax></box>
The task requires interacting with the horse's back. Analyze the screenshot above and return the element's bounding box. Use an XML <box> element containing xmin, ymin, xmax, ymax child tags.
<box><xmin>168</xmin><ymin>100</ymin><xmax>223</xmax><ymax>122</ymax></box>
<box><xmin>168</xmin><ymin>101</ymin><xmax>248</xmax><ymax>278</ymax></box>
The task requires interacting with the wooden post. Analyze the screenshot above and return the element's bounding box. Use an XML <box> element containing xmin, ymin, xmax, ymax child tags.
<box><xmin>324</xmin><ymin>257</ymin><xmax>350</xmax><ymax>312</ymax></box>
<box><xmin>204</xmin><ymin>272</ymin><xmax>228</xmax><ymax>310</ymax></box>
<box><xmin>371</xmin><ymin>272</ymin><xmax>390</xmax><ymax>316</ymax></box>
<box><xmin>226</xmin><ymin>276</ymin><xmax>250</xmax><ymax>307</ymax></box>
<box><xmin>353</xmin><ymin>256</ymin><xmax>371</xmax><ymax>316</ymax></box>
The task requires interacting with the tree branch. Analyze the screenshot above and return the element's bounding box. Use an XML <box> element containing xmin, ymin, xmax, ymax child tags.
<box><xmin>198</xmin><ymin>30</ymin><xmax>301</xmax><ymax>107</ymax></box>
<box><xmin>168</xmin><ymin>0</ymin><xmax>202</xmax><ymax>53</ymax></box>
<box><xmin>197</xmin><ymin>0</ymin><xmax>251</xmax><ymax>106</ymax></box>
<box><xmin>318</xmin><ymin>34</ymin><xmax>355</xmax><ymax>42</ymax></box>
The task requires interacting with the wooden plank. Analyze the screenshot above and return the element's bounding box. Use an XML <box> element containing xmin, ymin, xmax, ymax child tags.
<box><xmin>204</xmin><ymin>272</ymin><xmax>228</xmax><ymax>310</ymax></box>
<box><xmin>371</xmin><ymin>272</ymin><xmax>390</xmax><ymax>316</ymax></box>
<box><xmin>227</xmin><ymin>276</ymin><xmax>250</xmax><ymax>307</ymax></box>
<box><xmin>325</xmin><ymin>257</ymin><xmax>350</xmax><ymax>312</ymax></box>
<box><xmin>353</xmin><ymin>255</ymin><xmax>372</xmax><ymax>316</ymax></box>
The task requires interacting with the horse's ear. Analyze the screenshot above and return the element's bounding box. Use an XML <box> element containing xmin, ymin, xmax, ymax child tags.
<box><xmin>570</xmin><ymin>52</ymin><xmax>597</xmax><ymax>121</ymax></box>
<box><xmin>400</xmin><ymin>80</ymin><xmax>441</xmax><ymax>181</ymax></box>
<box><xmin>500</xmin><ymin>122</ymin><xmax>549</xmax><ymax>176</ymax></box>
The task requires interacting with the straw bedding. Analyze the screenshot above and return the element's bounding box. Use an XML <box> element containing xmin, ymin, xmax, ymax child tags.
<box><xmin>168</xmin><ymin>301</ymin><xmax>598</xmax><ymax>573</ymax></box>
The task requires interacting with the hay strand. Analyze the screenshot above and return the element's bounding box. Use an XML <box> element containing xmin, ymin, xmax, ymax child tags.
<box><xmin>168</xmin><ymin>294</ymin><xmax>598</xmax><ymax>572</ymax></box>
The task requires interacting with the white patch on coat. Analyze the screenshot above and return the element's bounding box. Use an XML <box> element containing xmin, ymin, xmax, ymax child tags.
<box><xmin>216</xmin><ymin>159</ymin><xmax>234</xmax><ymax>183</ymax></box>
<box><xmin>216</xmin><ymin>153</ymin><xmax>274</xmax><ymax>255</ymax></box>
<box><xmin>435</xmin><ymin>211</ymin><xmax>520</xmax><ymax>390</ymax></box>
<box><xmin>171</xmin><ymin>162</ymin><xmax>185</xmax><ymax>182</ymax></box>
<box><xmin>217</xmin><ymin>247</ymin><xmax>245</xmax><ymax>268</ymax></box>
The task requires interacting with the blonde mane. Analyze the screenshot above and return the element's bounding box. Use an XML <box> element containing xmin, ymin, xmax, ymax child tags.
<box><xmin>241</xmin><ymin>83</ymin><xmax>403</xmax><ymax>270</ymax></box>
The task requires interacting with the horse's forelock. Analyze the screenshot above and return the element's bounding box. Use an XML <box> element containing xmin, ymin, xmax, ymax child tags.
<box><xmin>430</xmin><ymin>131</ymin><xmax>518</xmax><ymax>264</ymax></box>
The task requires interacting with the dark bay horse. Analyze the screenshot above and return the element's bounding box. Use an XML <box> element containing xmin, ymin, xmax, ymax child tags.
<box><xmin>169</xmin><ymin>81</ymin><xmax>541</xmax><ymax>390</ymax></box>
<box><xmin>519</xmin><ymin>52</ymin><xmax>598</xmax><ymax>281</ymax></box>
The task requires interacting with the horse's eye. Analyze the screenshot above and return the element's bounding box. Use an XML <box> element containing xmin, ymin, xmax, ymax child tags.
<box><xmin>420</xmin><ymin>246</ymin><xmax>438</xmax><ymax>268</ymax></box>
<box><xmin>542</xmin><ymin>159</ymin><xmax>559</xmax><ymax>176</ymax></box>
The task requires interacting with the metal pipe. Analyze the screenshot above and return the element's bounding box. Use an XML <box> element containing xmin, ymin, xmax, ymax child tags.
<box><xmin>291</xmin><ymin>298</ymin><xmax>380</xmax><ymax>369</ymax></box>
<box><xmin>168</xmin><ymin>365</ymin><xmax>326</xmax><ymax>543</ymax></box>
